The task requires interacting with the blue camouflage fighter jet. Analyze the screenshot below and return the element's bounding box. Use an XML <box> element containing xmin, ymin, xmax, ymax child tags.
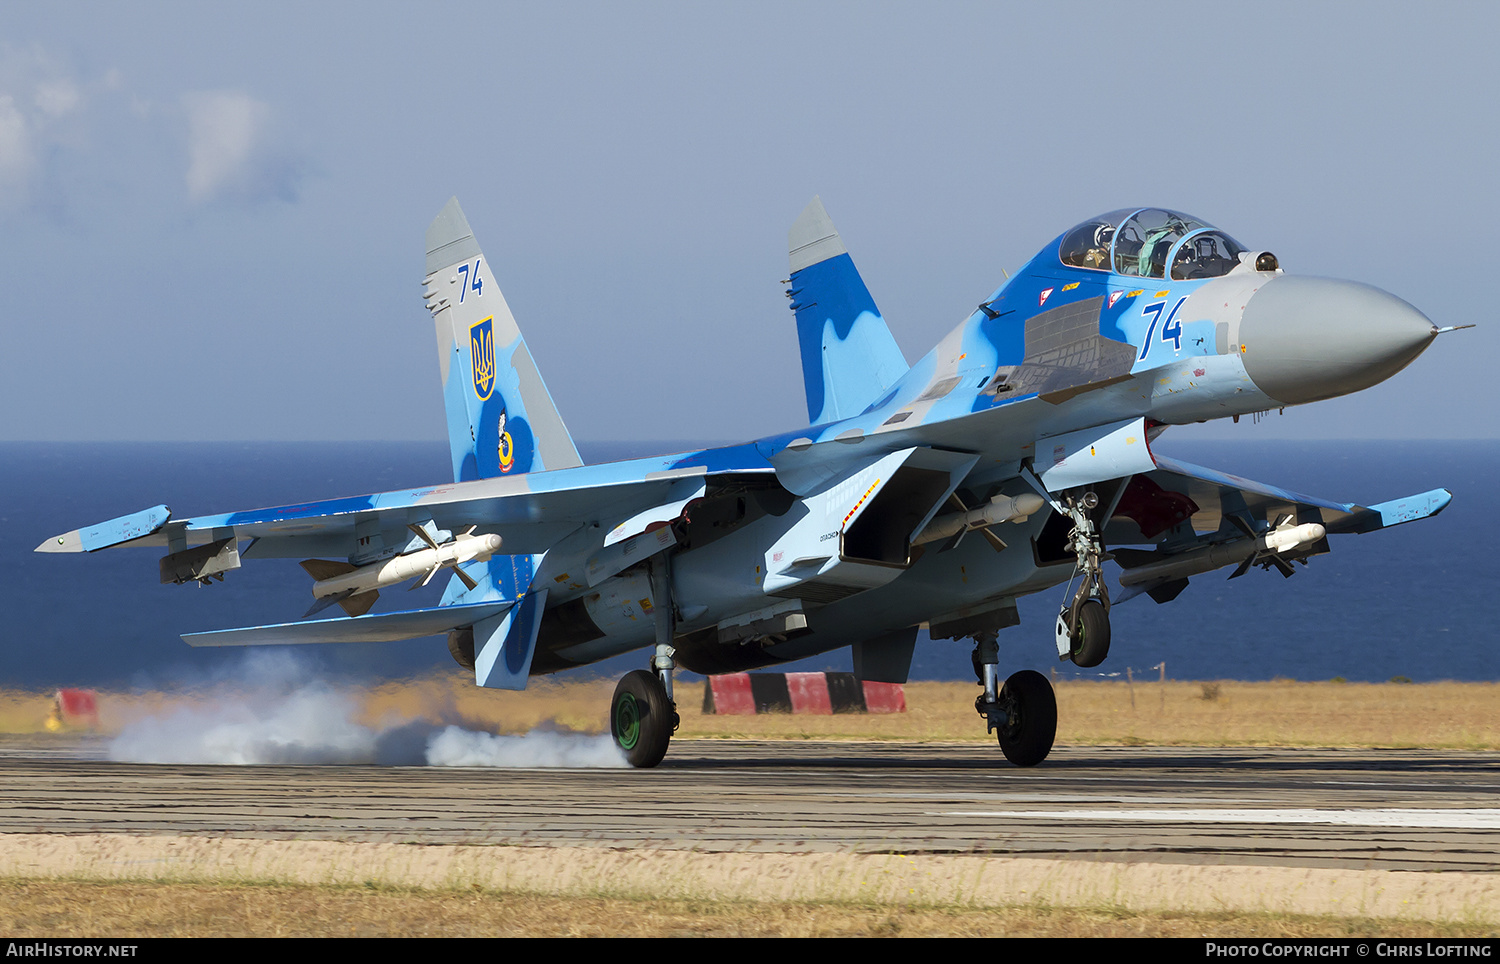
<box><xmin>40</xmin><ymin>198</ymin><xmax>1459</xmax><ymax>767</ymax></box>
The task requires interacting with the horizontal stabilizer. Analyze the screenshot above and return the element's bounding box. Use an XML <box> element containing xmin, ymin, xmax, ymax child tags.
<box><xmin>183</xmin><ymin>600</ymin><xmax>515</xmax><ymax>647</ymax></box>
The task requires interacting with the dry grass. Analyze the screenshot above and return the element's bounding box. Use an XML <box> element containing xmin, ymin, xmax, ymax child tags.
<box><xmin>2</xmin><ymin>880</ymin><xmax>1495</xmax><ymax>938</ymax></box>
<box><xmin>3</xmin><ymin>675</ymin><xmax>1496</xmax><ymax>938</ymax></box>
<box><xmin>1053</xmin><ymin>678</ymin><xmax>1500</xmax><ymax>749</ymax></box>
<box><xmin>677</xmin><ymin>677</ymin><xmax>1500</xmax><ymax>749</ymax></box>
<box><xmin>3</xmin><ymin>676</ymin><xmax>1497</xmax><ymax>749</ymax></box>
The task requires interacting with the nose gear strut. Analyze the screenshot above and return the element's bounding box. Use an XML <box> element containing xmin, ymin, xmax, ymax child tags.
<box><xmin>1054</xmin><ymin>490</ymin><xmax>1112</xmax><ymax>668</ymax></box>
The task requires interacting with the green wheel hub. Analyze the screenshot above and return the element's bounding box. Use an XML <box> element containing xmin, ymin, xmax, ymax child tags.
<box><xmin>615</xmin><ymin>693</ymin><xmax>641</xmax><ymax>750</ymax></box>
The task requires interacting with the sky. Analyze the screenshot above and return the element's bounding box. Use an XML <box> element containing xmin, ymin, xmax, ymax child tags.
<box><xmin>1</xmin><ymin>1</ymin><xmax>1495</xmax><ymax>445</ymax></box>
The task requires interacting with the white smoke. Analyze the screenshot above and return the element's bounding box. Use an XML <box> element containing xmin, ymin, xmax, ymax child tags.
<box><xmin>426</xmin><ymin>726</ymin><xmax>627</xmax><ymax>768</ymax></box>
<box><xmin>107</xmin><ymin>651</ymin><xmax>626</xmax><ymax>768</ymax></box>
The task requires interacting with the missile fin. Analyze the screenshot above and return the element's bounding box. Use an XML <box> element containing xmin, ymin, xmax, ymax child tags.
<box><xmin>979</xmin><ymin>528</ymin><xmax>1008</xmax><ymax>552</ymax></box>
<box><xmin>338</xmin><ymin>590</ymin><xmax>379</xmax><ymax>617</ymax></box>
<box><xmin>305</xmin><ymin>589</ymin><xmax>353</xmax><ymax>618</ymax></box>
<box><xmin>406</xmin><ymin>524</ymin><xmax>440</xmax><ymax>551</ymax></box>
<box><xmin>301</xmin><ymin>559</ymin><xmax>359</xmax><ymax>581</ymax></box>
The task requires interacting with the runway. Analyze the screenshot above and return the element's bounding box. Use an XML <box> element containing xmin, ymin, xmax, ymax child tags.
<box><xmin>3</xmin><ymin>736</ymin><xmax>1498</xmax><ymax>872</ymax></box>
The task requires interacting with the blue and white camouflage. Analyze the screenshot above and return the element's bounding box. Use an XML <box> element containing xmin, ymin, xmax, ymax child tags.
<box><xmin>39</xmin><ymin>198</ymin><xmax>1458</xmax><ymax>767</ymax></box>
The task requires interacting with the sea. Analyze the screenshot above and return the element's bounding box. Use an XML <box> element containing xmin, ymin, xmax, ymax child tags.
<box><xmin>2</xmin><ymin>439</ymin><xmax>1494</xmax><ymax>691</ymax></box>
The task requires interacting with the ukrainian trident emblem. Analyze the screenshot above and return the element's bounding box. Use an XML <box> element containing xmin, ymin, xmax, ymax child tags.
<box><xmin>470</xmin><ymin>317</ymin><xmax>495</xmax><ymax>400</ymax></box>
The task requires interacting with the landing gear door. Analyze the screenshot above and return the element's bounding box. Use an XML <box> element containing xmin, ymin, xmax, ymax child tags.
<box><xmin>1037</xmin><ymin>416</ymin><xmax>1157</xmax><ymax>494</ymax></box>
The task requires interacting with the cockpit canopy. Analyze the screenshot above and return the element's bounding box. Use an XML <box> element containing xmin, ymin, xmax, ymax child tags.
<box><xmin>1058</xmin><ymin>208</ymin><xmax>1248</xmax><ymax>281</ymax></box>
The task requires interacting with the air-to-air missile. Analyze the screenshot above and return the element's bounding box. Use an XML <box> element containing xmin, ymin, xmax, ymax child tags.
<box><xmin>301</xmin><ymin>525</ymin><xmax>502</xmax><ymax>617</ymax></box>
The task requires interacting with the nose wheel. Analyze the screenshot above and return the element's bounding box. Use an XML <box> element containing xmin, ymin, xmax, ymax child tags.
<box><xmin>1058</xmin><ymin>598</ymin><xmax>1111</xmax><ymax>668</ymax></box>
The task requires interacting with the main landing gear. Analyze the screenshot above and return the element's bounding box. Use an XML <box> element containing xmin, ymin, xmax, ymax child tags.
<box><xmin>965</xmin><ymin>486</ymin><xmax>1120</xmax><ymax>766</ymax></box>
<box><xmin>611</xmin><ymin>553</ymin><xmax>680</xmax><ymax>768</ymax></box>
<box><xmin>971</xmin><ymin>631</ymin><xmax>1057</xmax><ymax>767</ymax></box>
<box><xmin>611</xmin><ymin>668</ymin><xmax>677</xmax><ymax>768</ymax></box>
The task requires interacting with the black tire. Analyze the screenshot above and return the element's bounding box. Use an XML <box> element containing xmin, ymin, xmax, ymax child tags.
<box><xmin>611</xmin><ymin>669</ymin><xmax>674</xmax><ymax>768</ymax></box>
<box><xmin>1069</xmin><ymin>599</ymin><xmax>1111</xmax><ymax>668</ymax></box>
<box><xmin>995</xmin><ymin>670</ymin><xmax>1056</xmax><ymax>767</ymax></box>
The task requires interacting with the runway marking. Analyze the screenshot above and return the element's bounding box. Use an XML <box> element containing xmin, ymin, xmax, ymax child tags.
<box><xmin>941</xmin><ymin>808</ymin><xmax>1500</xmax><ymax>829</ymax></box>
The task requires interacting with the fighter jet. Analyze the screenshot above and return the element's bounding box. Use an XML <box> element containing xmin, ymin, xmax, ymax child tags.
<box><xmin>39</xmin><ymin>199</ymin><xmax>1458</xmax><ymax>768</ymax></box>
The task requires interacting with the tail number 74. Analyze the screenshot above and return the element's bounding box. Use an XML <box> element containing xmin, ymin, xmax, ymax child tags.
<box><xmin>1138</xmin><ymin>297</ymin><xmax>1187</xmax><ymax>361</ymax></box>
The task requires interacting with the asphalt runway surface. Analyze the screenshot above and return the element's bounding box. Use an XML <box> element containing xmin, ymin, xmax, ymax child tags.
<box><xmin>3</xmin><ymin>736</ymin><xmax>1498</xmax><ymax>872</ymax></box>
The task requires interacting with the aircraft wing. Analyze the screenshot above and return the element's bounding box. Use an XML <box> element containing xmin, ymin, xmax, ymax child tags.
<box><xmin>1106</xmin><ymin>453</ymin><xmax>1451</xmax><ymax>602</ymax></box>
<box><xmin>1147</xmin><ymin>454</ymin><xmax>1450</xmax><ymax>534</ymax></box>
<box><xmin>36</xmin><ymin>459</ymin><xmax>776</xmax><ymax>560</ymax></box>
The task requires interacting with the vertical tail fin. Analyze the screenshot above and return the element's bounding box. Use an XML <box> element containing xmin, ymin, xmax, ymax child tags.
<box><xmin>423</xmin><ymin>198</ymin><xmax>584</xmax><ymax>482</ymax></box>
<box><xmin>786</xmin><ymin>197</ymin><xmax>909</xmax><ymax>425</ymax></box>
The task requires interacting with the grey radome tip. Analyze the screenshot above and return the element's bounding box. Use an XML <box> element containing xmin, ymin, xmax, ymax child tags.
<box><xmin>788</xmin><ymin>195</ymin><xmax>847</xmax><ymax>273</ymax></box>
<box><xmin>425</xmin><ymin>196</ymin><xmax>481</xmax><ymax>277</ymax></box>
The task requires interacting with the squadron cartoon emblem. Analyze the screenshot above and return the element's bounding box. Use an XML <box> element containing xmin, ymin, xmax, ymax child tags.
<box><xmin>497</xmin><ymin>411</ymin><xmax>515</xmax><ymax>473</ymax></box>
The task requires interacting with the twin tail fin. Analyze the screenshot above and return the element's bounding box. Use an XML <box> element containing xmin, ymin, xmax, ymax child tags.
<box><xmin>786</xmin><ymin>197</ymin><xmax>909</xmax><ymax>425</ymax></box>
<box><xmin>423</xmin><ymin>198</ymin><xmax>583</xmax><ymax>482</ymax></box>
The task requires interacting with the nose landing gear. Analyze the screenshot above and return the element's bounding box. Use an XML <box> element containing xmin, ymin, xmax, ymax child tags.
<box><xmin>1055</xmin><ymin>490</ymin><xmax>1112</xmax><ymax>668</ymax></box>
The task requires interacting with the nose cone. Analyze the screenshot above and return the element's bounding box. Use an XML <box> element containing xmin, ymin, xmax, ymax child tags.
<box><xmin>1239</xmin><ymin>276</ymin><xmax>1436</xmax><ymax>406</ymax></box>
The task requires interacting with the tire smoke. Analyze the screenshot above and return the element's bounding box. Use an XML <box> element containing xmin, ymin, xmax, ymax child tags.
<box><xmin>106</xmin><ymin>651</ymin><xmax>627</xmax><ymax>768</ymax></box>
